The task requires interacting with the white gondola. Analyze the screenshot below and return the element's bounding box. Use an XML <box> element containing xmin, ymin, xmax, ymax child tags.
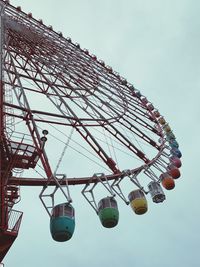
<box><xmin>148</xmin><ymin>181</ymin><xmax>166</xmax><ymax>203</ymax></box>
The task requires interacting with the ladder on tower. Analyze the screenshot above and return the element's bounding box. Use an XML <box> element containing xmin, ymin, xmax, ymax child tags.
<box><xmin>4</xmin><ymin>81</ymin><xmax>15</xmax><ymax>139</ymax></box>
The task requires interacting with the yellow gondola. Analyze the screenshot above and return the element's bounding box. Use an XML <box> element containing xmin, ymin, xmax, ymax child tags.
<box><xmin>128</xmin><ymin>189</ymin><xmax>148</xmax><ymax>215</ymax></box>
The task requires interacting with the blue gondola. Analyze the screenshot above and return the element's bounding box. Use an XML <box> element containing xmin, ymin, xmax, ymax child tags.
<box><xmin>135</xmin><ymin>90</ymin><xmax>142</xmax><ymax>98</ymax></box>
<box><xmin>50</xmin><ymin>203</ymin><xmax>75</xmax><ymax>242</ymax></box>
<box><xmin>166</xmin><ymin>132</ymin><xmax>176</xmax><ymax>141</ymax></box>
<box><xmin>171</xmin><ymin>148</ymin><xmax>182</xmax><ymax>158</ymax></box>
<box><xmin>169</xmin><ymin>140</ymin><xmax>179</xmax><ymax>148</ymax></box>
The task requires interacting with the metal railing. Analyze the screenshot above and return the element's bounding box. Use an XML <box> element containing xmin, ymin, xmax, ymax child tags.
<box><xmin>7</xmin><ymin>209</ymin><xmax>23</xmax><ymax>233</ymax></box>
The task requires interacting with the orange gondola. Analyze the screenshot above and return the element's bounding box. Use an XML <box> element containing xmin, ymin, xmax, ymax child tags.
<box><xmin>160</xmin><ymin>173</ymin><xmax>175</xmax><ymax>190</ymax></box>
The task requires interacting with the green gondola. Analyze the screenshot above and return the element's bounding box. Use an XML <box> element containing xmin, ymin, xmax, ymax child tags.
<box><xmin>98</xmin><ymin>197</ymin><xmax>119</xmax><ymax>228</ymax></box>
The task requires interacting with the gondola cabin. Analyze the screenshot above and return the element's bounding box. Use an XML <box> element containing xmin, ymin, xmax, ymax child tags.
<box><xmin>171</xmin><ymin>148</ymin><xmax>182</xmax><ymax>158</ymax></box>
<box><xmin>170</xmin><ymin>157</ymin><xmax>182</xmax><ymax>168</ymax></box>
<box><xmin>168</xmin><ymin>164</ymin><xmax>181</xmax><ymax>179</ymax></box>
<box><xmin>163</xmin><ymin>124</ymin><xmax>171</xmax><ymax>133</ymax></box>
<box><xmin>141</xmin><ymin>97</ymin><xmax>148</xmax><ymax>104</ymax></box>
<box><xmin>169</xmin><ymin>140</ymin><xmax>179</xmax><ymax>149</ymax></box>
<box><xmin>128</xmin><ymin>190</ymin><xmax>148</xmax><ymax>215</ymax></box>
<box><xmin>147</xmin><ymin>103</ymin><xmax>154</xmax><ymax>111</ymax></box>
<box><xmin>160</xmin><ymin>173</ymin><xmax>175</xmax><ymax>190</ymax></box>
<box><xmin>148</xmin><ymin>181</ymin><xmax>166</xmax><ymax>203</ymax></box>
<box><xmin>50</xmin><ymin>203</ymin><xmax>75</xmax><ymax>242</ymax></box>
<box><xmin>98</xmin><ymin>197</ymin><xmax>119</xmax><ymax>228</ymax></box>
<box><xmin>153</xmin><ymin>109</ymin><xmax>160</xmax><ymax>118</ymax></box>
<box><xmin>166</xmin><ymin>132</ymin><xmax>176</xmax><ymax>141</ymax></box>
<box><xmin>158</xmin><ymin>117</ymin><xmax>166</xmax><ymax>125</ymax></box>
<box><xmin>135</xmin><ymin>90</ymin><xmax>142</xmax><ymax>97</ymax></box>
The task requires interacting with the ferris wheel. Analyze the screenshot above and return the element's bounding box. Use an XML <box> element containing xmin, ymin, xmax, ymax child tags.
<box><xmin>0</xmin><ymin>0</ymin><xmax>182</xmax><ymax>264</ymax></box>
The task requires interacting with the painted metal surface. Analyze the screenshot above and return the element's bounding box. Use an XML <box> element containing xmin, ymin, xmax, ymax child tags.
<box><xmin>0</xmin><ymin>0</ymin><xmax>182</xmax><ymax>263</ymax></box>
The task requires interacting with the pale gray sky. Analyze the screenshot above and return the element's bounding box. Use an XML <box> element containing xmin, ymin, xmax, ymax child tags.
<box><xmin>4</xmin><ymin>0</ymin><xmax>200</xmax><ymax>267</ymax></box>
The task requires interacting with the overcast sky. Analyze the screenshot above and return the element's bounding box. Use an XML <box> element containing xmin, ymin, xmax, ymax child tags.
<box><xmin>3</xmin><ymin>0</ymin><xmax>200</xmax><ymax>267</ymax></box>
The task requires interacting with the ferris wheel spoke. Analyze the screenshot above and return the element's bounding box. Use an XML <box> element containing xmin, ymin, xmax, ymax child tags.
<box><xmin>59</xmin><ymin>87</ymin><xmax>149</xmax><ymax>163</ymax></box>
<box><xmin>89</xmin><ymin>83</ymin><xmax>160</xmax><ymax>139</ymax></box>
<box><xmin>14</xmin><ymin>53</ymin><xmax>120</xmax><ymax>173</ymax></box>
<box><xmin>69</xmin><ymin>84</ymin><xmax>160</xmax><ymax>153</ymax></box>
<box><xmin>47</xmin><ymin>95</ymin><xmax>119</xmax><ymax>173</ymax></box>
<box><xmin>7</xmin><ymin>52</ymin><xmax>57</xmax><ymax>95</ymax></box>
<box><xmin>4</xmin><ymin>51</ymin><xmax>54</xmax><ymax>178</ymax></box>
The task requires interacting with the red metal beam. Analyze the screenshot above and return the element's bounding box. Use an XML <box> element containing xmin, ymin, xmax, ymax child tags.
<box><xmin>8</xmin><ymin>165</ymin><xmax>144</xmax><ymax>186</ymax></box>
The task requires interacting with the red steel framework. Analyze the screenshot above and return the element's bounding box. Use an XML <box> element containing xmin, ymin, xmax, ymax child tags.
<box><xmin>0</xmin><ymin>0</ymin><xmax>178</xmax><ymax>263</ymax></box>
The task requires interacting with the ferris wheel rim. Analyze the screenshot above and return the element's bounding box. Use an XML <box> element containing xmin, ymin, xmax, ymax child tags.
<box><xmin>9</xmin><ymin>138</ymin><xmax>167</xmax><ymax>186</ymax></box>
